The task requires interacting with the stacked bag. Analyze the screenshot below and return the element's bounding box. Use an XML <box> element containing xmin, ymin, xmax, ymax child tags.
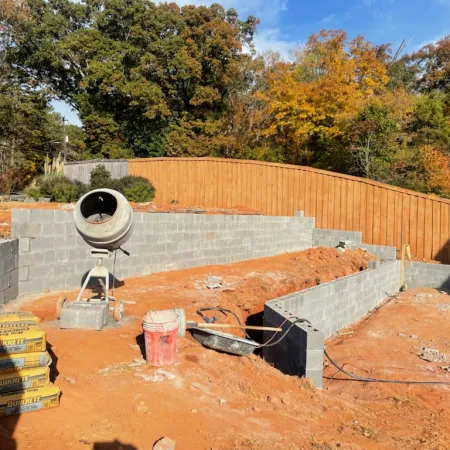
<box><xmin>0</xmin><ymin>311</ymin><xmax>60</xmax><ymax>417</ymax></box>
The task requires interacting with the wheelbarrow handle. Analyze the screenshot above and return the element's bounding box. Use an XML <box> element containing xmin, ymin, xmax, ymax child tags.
<box><xmin>186</xmin><ymin>322</ymin><xmax>282</xmax><ymax>332</ymax></box>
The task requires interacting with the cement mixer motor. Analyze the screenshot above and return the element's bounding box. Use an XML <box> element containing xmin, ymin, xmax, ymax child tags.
<box><xmin>57</xmin><ymin>188</ymin><xmax>134</xmax><ymax>330</ymax></box>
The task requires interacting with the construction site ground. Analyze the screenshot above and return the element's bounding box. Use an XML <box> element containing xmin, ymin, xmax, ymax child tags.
<box><xmin>1</xmin><ymin>248</ymin><xmax>450</xmax><ymax>450</ymax></box>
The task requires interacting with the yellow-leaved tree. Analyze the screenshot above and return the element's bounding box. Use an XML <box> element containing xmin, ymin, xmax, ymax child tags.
<box><xmin>259</xmin><ymin>30</ymin><xmax>389</xmax><ymax>165</ymax></box>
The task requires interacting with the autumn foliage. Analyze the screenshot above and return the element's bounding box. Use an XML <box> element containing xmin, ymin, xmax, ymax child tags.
<box><xmin>1</xmin><ymin>0</ymin><xmax>450</xmax><ymax>197</ymax></box>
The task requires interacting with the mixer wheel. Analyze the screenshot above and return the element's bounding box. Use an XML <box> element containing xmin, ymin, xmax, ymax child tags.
<box><xmin>56</xmin><ymin>296</ymin><xmax>67</xmax><ymax>319</ymax></box>
<box><xmin>113</xmin><ymin>300</ymin><xmax>124</xmax><ymax>322</ymax></box>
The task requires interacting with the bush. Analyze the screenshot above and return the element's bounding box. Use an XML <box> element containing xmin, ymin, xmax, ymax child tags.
<box><xmin>25</xmin><ymin>186</ymin><xmax>41</xmax><ymax>201</ymax></box>
<box><xmin>123</xmin><ymin>180</ymin><xmax>154</xmax><ymax>203</ymax></box>
<box><xmin>86</xmin><ymin>166</ymin><xmax>156</xmax><ymax>202</ymax></box>
<box><xmin>32</xmin><ymin>174</ymin><xmax>83</xmax><ymax>203</ymax></box>
<box><xmin>51</xmin><ymin>181</ymin><xmax>79</xmax><ymax>203</ymax></box>
<box><xmin>90</xmin><ymin>165</ymin><xmax>112</xmax><ymax>189</ymax></box>
<box><xmin>73</xmin><ymin>180</ymin><xmax>89</xmax><ymax>198</ymax></box>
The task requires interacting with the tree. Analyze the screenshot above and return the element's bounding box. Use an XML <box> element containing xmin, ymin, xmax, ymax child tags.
<box><xmin>408</xmin><ymin>35</ymin><xmax>450</xmax><ymax>92</ymax></box>
<box><xmin>10</xmin><ymin>0</ymin><xmax>258</xmax><ymax>158</ymax></box>
<box><xmin>259</xmin><ymin>30</ymin><xmax>389</xmax><ymax>166</ymax></box>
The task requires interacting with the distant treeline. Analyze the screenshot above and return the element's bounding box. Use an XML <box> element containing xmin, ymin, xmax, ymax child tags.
<box><xmin>0</xmin><ymin>0</ymin><xmax>449</xmax><ymax>196</ymax></box>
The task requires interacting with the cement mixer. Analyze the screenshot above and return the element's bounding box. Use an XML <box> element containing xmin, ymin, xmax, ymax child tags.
<box><xmin>57</xmin><ymin>189</ymin><xmax>133</xmax><ymax>330</ymax></box>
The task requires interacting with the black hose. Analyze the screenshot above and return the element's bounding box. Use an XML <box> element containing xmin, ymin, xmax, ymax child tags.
<box><xmin>259</xmin><ymin>318</ymin><xmax>312</xmax><ymax>347</ymax></box>
<box><xmin>259</xmin><ymin>315</ymin><xmax>450</xmax><ymax>385</ymax></box>
<box><xmin>324</xmin><ymin>349</ymin><xmax>450</xmax><ymax>385</ymax></box>
<box><xmin>196</xmin><ymin>307</ymin><xmax>253</xmax><ymax>340</ymax></box>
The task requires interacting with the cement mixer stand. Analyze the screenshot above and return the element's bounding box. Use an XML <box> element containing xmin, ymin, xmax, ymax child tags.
<box><xmin>57</xmin><ymin>248</ymin><xmax>124</xmax><ymax>331</ymax></box>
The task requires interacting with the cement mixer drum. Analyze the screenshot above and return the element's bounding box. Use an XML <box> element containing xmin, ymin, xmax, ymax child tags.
<box><xmin>73</xmin><ymin>188</ymin><xmax>133</xmax><ymax>250</ymax></box>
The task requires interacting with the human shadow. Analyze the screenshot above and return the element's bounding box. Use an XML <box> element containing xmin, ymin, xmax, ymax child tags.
<box><xmin>93</xmin><ymin>440</ymin><xmax>138</xmax><ymax>450</ymax></box>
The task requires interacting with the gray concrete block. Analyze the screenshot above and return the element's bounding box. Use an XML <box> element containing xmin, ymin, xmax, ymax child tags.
<box><xmin>11</xmin><ymin>208</ymin><xmax>31</xmax><ymax>224</ymax></box>
<box><xmin>30</xmin><ymin>237</ymin><xmax>56</xmax><ymax>252</ymax></box>
<box><xmin>54</xmin><ymin>211</ymin><xmax>73</xmax><ymax>223</ymax></box>
<box><xmin>60</xmin><ymin>301</ymin><xmax>108</xmax><ymax>330</ymax></box>
<box><xmin>19</xmin><ymin>238</ymin><xmax>30</xmax><ymax>253</ymax></box>
<box><xmin>31</xmin><ymin>209</ymin><xmax>54</xmax><ymax>223</ymax></box>
<box><xmin>29</xmin><ymin>264</ymin><xmax>55</xmax><ymax>280</ymax></box>
<box><xmin>41</xmin><ymin>223</ymin><xmax>66</xmax><ymax>237</ymax></box>
<box><xmin>19</xmin><ymin>267</ymin><xmax>28</xmax><ymax>282</ymax></box>
<box><xmin>19</xmin><ymin>280</ymin><xmax>44</xmax><ymax>296</ymax></box>
<box><xmin>4</xmin><ymin>283</ymin><xmax>18</xmax><ymax>303</ymax></box>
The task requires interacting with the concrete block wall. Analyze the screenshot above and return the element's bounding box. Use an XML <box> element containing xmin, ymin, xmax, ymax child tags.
<box><xmin>0</xmin><ymin>239</ymin><xmax>19</xmax><ymax>305</ymax></box>
<box><xmin>12</xmin><ymin>209</ymin><xmax>315</xmax><ymax>296</ymax></box>
<box><xmin>312</xmin><ymin>228</ymin><xmax>362</xmax><ymax>247</ymax></box>
<box><xmin>264</xmin><ymin>259</ymin><xmax>400</xmax><ymax>388</ymax></box>
<box><xmin>312</xmin><ymin>228</ymin><xmax>397</xmax><ymax>261</ymax></box>
<box><xmin>405</xmin><ymin>261</ymin><xmax>450</xmax><ymax>289</ymax></box>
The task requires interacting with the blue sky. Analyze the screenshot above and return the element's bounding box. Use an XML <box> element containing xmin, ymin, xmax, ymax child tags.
<box><xmin>55</xmin><ymin>0</ymin><xmax>450</xmax><ymax>125</ymax></box>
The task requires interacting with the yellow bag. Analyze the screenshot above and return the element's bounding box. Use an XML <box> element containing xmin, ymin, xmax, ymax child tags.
<box><xmin>0</xmin><ymin>312</ymin><xmax>40</xmax><ymax>325</ymax></box>
<box><xmin>0</xmin><ymin>326</ymin><xmax>46</xmax><ymax>354</ymax></box>
<box><xmin>0</xmin><ymin>351</ymin><xmax>51</xmax><ymax>373</ymax></box>
<box><xmin>0</xmin><ymin>367</ymin><xmax>50</xmax><ymax>394</ymax></box>
<box><xmin>0</xmin><ymin>383</ymin><xmax>59</xmax><ymax>417</ymax></box>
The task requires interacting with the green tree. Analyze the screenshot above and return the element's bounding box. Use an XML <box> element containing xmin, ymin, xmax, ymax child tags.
<box><xmin>10</xmin><ymin>0</ymin><xmax>258</xmax><ymax>159</ymax></box>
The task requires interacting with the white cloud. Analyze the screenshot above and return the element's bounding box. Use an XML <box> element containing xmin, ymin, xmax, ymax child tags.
<box><xmin>412</xmin><ymin>33</ymin><xmax>446</xmax><ymax>51</ymax></box>
<box><xmin>319</xmin><ymin>14</ymin><xmax>336</xmax><ymax>25</ymax></box>
<box><xmin>253</xmin><ymin>28</ymin><xmax>302</xmax><ymax>60</ymax></box>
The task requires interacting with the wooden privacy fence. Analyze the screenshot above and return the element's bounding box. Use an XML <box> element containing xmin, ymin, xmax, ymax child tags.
<box><xmin>64</xmin><ymin>159</ymin><xmax>128</xmax><ymax>184</ymax></box>
<box><xmin>127</xmin><ymin>157</ymin><xmax>450</xmax><ymax>263</ymax></box>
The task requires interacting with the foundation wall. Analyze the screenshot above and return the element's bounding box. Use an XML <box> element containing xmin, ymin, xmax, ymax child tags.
<box><xmin>405</xmin><ymin>261</ymin><xmax>450</xmax><ymax>289</ymax></box>
<box><xmin>12</xmin><ymin>209</ymin><xmax>315</xmax><ymax>296</ymax></box>
<box><xmin>264</xmin><ymin>260</ymin><xmax>401</xmax><ymax>388</ymax></box>
<box><xmin>0</xmin><ymin>239</ymin><xmax>19</xmax><ymax>306</ymax></box>
<box><xmin>312</xmin><ymin>228</ymin><xmax>397</xmax><ymax>261</ymax></box>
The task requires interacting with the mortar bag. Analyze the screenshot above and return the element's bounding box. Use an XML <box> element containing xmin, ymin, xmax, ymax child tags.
<box><xmin>0</xmin><ymin>383</ymin><xmax>60</xmax><ymax>417</ymax></box>
<box><xmin>0</xmin><ymin>312</ymin><xmax>40</xmax><ymax>325</ymax></box>
<box><xmin>0</xmin><ymin>326</ymin><xmax>46</xmax><ymax>354</ymax></box>
<box><xmin>0</xmin><ymin>366</ymin><xmax>50</xmax><ymax>394</ymax></box>
<box><xmin>0</xmin><ymin>351</ymin><xmax>51</xmax><ymax>374</ymax></box>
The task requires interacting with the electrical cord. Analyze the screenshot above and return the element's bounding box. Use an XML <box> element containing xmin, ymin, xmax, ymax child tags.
<box><xmin>195</xmin><ymin>308</ymin><xmax>450</xmax><ymax>385</ymax></box>
<box><xmin>196</xmin><ymin>307</ymin><xmax>253</xmax><ymax>340</ymax></box>
<box><xmin>256</xmin><ymin>314</ymin><xmax>450</xmax><ymax>386</ymax></box>
<box><xmin>257</xmin><ymin>317</ymin><xmax>312</xmax><ymax>348</ymax></box>
<box><xmin>323</xmin><ymin>349</ymin><xmax>450</xmax><ymax>385</ymax></box>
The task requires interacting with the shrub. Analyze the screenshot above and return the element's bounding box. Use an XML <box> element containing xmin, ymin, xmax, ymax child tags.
<box><xmin>120</xmin><ymin>175</ymin><xmax>156</xmax><ymax>202</ymax></box>
<box><xmin>87</xmin><ymin>166</ymin><xmax>156</xmax><ymax>202</ymax></box>
<box><xmin>51</xmin><ymin>181</ymin><xmax>79</xmax><ymax>203</ymax></box>
<box><xmin>90</xmin><ymin>165</ymin><xmax>112</xmax><ymax>189</ymax></box>
<box><xmin>36</xmin><ymin>174</ymin><xmax>65</xmax><ymax>198</ymax></box>
<box><xmin>124</xmin><ymin>180</ymin><xmax>154</xmax><ymax>203</ymax></box>
<box><xmin>32</xmin><ymin>174</ymin><xmax>81</xmax><ymax>202</ymax></box>
<box><xmin>73</xmin><ymin>180</ymin><xmax>89</xmax><ymax>198</ymax></box>
<box><xmin>25</xmin><ymin>186</ymin><xmax>41</xmax><ymax>201</ymax></box>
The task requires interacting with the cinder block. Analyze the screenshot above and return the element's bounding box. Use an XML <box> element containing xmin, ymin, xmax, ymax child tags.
<box><xmin>41</xmin><ymin>223</ymin><xmax>66</xmax><ymax>237</ymax></box>
<box><xmin>19</xmin><ymin>238</ymin><xmax>30</xmax><ymax>253</ymax></box>
<box><xmin>31</xmin><ymin>209</ymin><xmax>54</xmax><ymax>223</ymax></box>
<box><xmin>29</xmin><ymin>264</ymin><xmax>55</xmax><ymax>280</ymax></box>
<box><xmin>19</xmin><ymin>267</ymin><xmax>28</xmax><ymax>282</ymax></box>
<box><xmin>18</xmin><ymin>280</ymin><xmax>44</xmax><ymax>296</ymax></box>
<box><xmin>18</xmin><ymin>252</ymin><xmax>44</xmax><ymax>268</ymax></box>
<box><xmin>8</xmin><ymin>269</ymin><xmax>19</xmax><ymax>286</ymax></box>
<box><xmin>54</xmin><ymin>211</ymin><xmax>73</xmax><ymax>223</ymax></box>
<box><xmin>4</xmin><ymin>283</ymin><xmax>18</xmax><ymax>303</ymax></box>
<box><xmin>30</xmin><ymin>237</ymin><xmax>56</xmax><ymax>252</ymax></box>
<box><xmin>11</xmin><ymin>208</ymin><xmax>31</xmax><ymax>224</ymax></box>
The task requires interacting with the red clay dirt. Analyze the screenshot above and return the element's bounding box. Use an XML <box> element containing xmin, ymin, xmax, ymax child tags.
<box><xmin>1</xmin><ymin>248</ymin><xmax>449</xmax><ymax>450</ymax></box>
<box><xmin>0</xmin><ymin>201</ymin><xmax>260</xmax><ymax>238</ymax></box>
